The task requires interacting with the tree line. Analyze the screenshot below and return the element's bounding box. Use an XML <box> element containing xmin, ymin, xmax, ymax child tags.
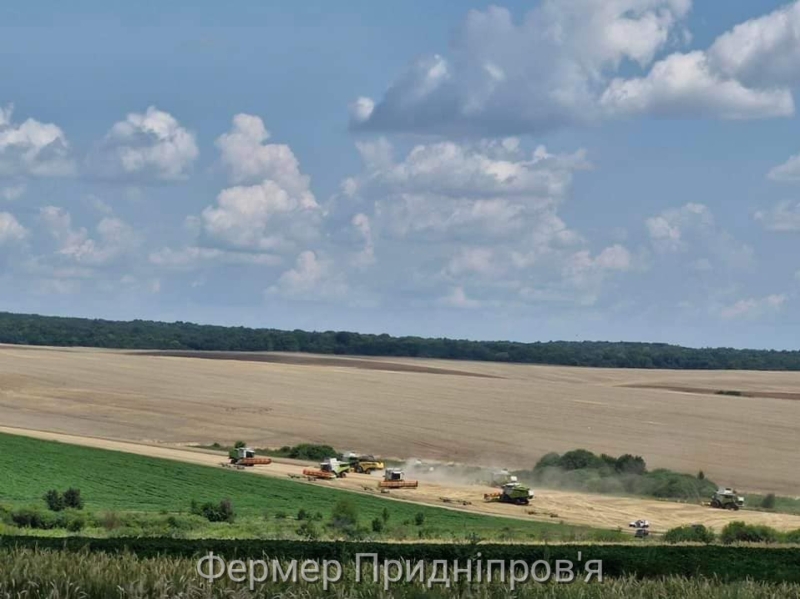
<box><xmin>1</xmin><ymin>310</ymin><xmax>798</xmax><ymax>370</ymax></box>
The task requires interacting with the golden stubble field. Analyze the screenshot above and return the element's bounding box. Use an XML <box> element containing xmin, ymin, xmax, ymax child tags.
<box><xmin>1</xmin><ymin>344</ymin><xmax>799</xmax><ymax>496</ymax></box>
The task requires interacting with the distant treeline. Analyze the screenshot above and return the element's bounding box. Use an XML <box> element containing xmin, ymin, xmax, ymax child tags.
<box><xmin>1</xmin><ymin>311</ymin><xmax>799</xmax><ymax>370</ymax></box>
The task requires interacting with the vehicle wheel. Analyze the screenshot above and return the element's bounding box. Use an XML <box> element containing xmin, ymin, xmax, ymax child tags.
<box><xmin>732</xmin><ymin>504</ymin><xmax>740</xmax><ymax>511</ymax></box>
<box><xmin>339</xmin><ymin>472</ymin><xmax>347</xmax><ymax>478</ymax></box>
<box><xmin>710</xmin><ymin>499</ymin><xmax>720</xmax><ymax>508</ymax></box>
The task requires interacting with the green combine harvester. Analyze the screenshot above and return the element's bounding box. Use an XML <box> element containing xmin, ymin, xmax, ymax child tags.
<box><xmin>484</xmin><ymin>481</ymin><xmax>534</xmax><ymax>505</ymax></box>
<box><xmin>709</xmin><ymin>487</ymin><xmax>744</xmax><ymax>510</ymax></box>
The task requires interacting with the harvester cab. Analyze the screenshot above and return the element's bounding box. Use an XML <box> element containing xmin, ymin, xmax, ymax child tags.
<box><xmin>710</xmin><ymin>487</ymin><xmax>744</xmax><ymax>510</ymax></box>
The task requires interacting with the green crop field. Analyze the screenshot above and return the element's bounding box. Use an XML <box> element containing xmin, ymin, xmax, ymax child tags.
<box><xmin>0</xmin><ymin>433</ymin><xmax>619</xmax><ymax>542</ymax></box>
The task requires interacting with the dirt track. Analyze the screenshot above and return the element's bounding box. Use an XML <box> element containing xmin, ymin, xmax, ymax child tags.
<box><xmin>3</xmin><ymin>425</ymin><xmax>800</xmax><ymax>534</ymax></box>
<box><xmin>1</xmin><ymin>345</ymin><xmax>800</xmax><ymax>495</ymax></box>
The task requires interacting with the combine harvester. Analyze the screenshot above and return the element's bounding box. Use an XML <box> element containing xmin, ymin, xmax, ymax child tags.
<box><xmin>484</xmin><ymin>481</ymin><xmax>534</xmax><ymax>505</ymax></box>
<box><xmin>303</xmin><ymin>458</ymin><xmax>350</xmax><ymax>480</ymax></box>
<box><xmin>708</xmin><ymin>488</ymin><xmax>745</xmax><ymax>510</ymax></box>
<box><xmin>228</xmin><ymin>447</ymin><xmax>272</xmax><ymax>467</ymax></box>
<box><xmin>378</xmin><ymin>469</ymin><xmax>418</xmax><ymax>489</ymax></box>
<box><xmin>344</xmin><ymin>451</ymin><xmax>385</xmax><ymax>474</ymax></box>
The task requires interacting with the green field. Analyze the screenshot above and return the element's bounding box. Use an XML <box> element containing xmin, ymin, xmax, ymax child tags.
<box><xmin>0</xmin><ymin>433</ymin><xmax>618</xmax><ymax>542</ymax></box>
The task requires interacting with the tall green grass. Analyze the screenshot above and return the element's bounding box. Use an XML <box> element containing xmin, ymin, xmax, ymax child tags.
<box><xmin>1</xmin><ymin>548</ymin><xmax>798</xmax><ymax>598</ymax></box>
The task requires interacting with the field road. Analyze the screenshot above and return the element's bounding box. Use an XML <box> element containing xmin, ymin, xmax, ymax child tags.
<box><xmin>1</xmin><ymin>345</ymin><xmax>799</xmax><ymax>495</ymax></box>
<box><xmin>3</xmin><ymin>425</ymin><xmax>800</xmax><ymax>534</ymax></box>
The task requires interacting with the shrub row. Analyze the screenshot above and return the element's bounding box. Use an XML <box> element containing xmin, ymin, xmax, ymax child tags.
<box><xmin>0</xmin><ymin>537</ymin><xmax>797</xmax><ymax>582</ymax></box>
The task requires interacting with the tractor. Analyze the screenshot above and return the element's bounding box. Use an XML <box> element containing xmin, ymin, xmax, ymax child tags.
<box><xmin>484</xmin><ymin>481</ymin><xmax>534</xmax><ymax>505</ymax></box>
<box><xmin>710</xmin><ymin>488</ymin><xmax>744</xmax><ymax>510</ymax></box>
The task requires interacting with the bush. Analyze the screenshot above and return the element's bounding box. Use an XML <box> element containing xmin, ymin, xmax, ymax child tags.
<box><xmin>287</xmin><ymin>444</ymin><xmax>338</xmax><ymax>461</ymax></box>
<box><xmin>296</xmin><ymin>522</ymin><xmax>320</xmax><ymax>540</ymax></box>
<box><xmin>371</xmin><ymin>518</ymin><xmax>384</xmax><ymax>533</ymax></box>
<box><xmin>43</xmin><ymin>489</ymin><xmax>65</xmax><ymax>512</ymax></box>
<box><xmin>297</xmin><ymin>509</ymin><xmax>310</xmax><ymax>521</ymax></box>
<box><xmin>761</xmin><ymin>493</ymin><xmax>776</xmax><ymax>509</ymax></box>
<box><xmin>381</xmin><ymin>507</ymin><xmax>390</xmax><ymax>523</ymax></box>
<box><xmin>329</xmin><ymin>499</ymin><xmax>358</xmax><ymax>531</ymax></box>
<box><xmin>99</xmin><ymin>512</ymin><xmax>122</xmax><ymax>531</ymax></box>
<box><xmin>664</xmin><ymin>524</ymin><xmax>715</xmax><ymax>544</ymax></box>
<box><xmin>234</xmin><ymin>440</ymin><xmax>246</xmax><ymax>448</ymax></box>
<box><xmin>192</xmin><ymin>499</ymin><xmax>235</xmax><ymax>523</ymax></box>
<box><xmin>720</xmin><ymin>521</ymin><xmax>779</xmax><ymax>544</ymax></box>
<box><xmin>11</xmin><ymin>507</ymin><xmax>52</xmax><ymax>529</ymax></box>
<box><xmin>414</xmin><ymin>512</ymin><xmax>425</xmax><ymax>526</ymax></box>
<box><xmin>615</xmin><ymin>454</ymin><xmax>647</xmax><ymax>475</ymax></box>
<box><xmin>274</xmin><ymin>511</ymin><xmax>287</xmax><ymax>520</ymax></box>
<box><xmin>63</xmin><ymin>488</ymin><xmax>84</xmax><ymax>510</ymax></box>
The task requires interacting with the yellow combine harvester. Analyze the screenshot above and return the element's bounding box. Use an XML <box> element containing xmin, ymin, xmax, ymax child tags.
<box><xmin>344</xmin><ymin>451</ymin><xmax>385</xmax><ymax>474</ymax></box>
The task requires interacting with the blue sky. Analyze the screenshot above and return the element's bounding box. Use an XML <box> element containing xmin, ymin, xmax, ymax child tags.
<box><xmin>2</xmin><ymin>0</ymin><xmax>800</xmax><ymax>349</ymax></box>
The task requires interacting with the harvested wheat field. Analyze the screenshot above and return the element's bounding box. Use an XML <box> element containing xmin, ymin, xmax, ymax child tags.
<box><xmin>1</xmin><ymin>344</ymin><xmax>799</xmax><ymax>498</ymax></box>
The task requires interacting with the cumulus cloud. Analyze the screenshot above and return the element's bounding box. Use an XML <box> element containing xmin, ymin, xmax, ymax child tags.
<box><xmin>646</xmin><ymin>203</ymin><xmax>753</xmax><ymax>268</ymax></box>
<box><xmin>352</xmin><ymin>1</ymin><xmax>798</xmax><ymax>136</ymax></box>
<box><xmin>92</xmin><ymin>106</ymin><xmax>198</xmax><ymax>180</ymax></box>
<box><xmin>768</xmin><ymin>154</ymin><xmax>800</xmax><ymax>182</ymax></box>
<box><xmin>718</xmin><ymin>294</ymin><xmax>787</xmax><ymax>319</ymax></box>
<box><xmin>601</xmin><ymin>51</ymin><xmax>793</xmax><ymax>119</ymax></box>
<box><xmin>438</xmin><ymin>286</ymin><xmax>481</xmax><ymax>309</ymax></box>
<box><xmin>39</xmin><ymin>207</ymin><xmax>139</xmax><ymax>266</ymax></box>
<box><xmin>755</xmin><ymin>201</ymin><xmax>800</xmax><ymax>232</ymax></box>
<box><xmin>0</xmin><ymin>105</ymin><xmax>75</xmax><ymax>177</ymax></box>
<box><xmin>707</xmin><ymin>1</ymin><xmax>800</xmax><ymax>88</ymax></box>
<box><xmin>268</xmin><ymin>250</ymin><xmax>347</xmax><ymax>299</ymax></box>
<box><xmin>1</xmin><ymin>183</ymin><xmax>26</xmax><ymax>201</ymax></box>
<box><xmin>215</xmin><ymin>114</ymin><xmax>314</xmax><ymax>200</ymax></box>
<box><xmin>334</xmin><ymin>137</ymin><xmax>630</xmax><ymax>307</ymax></box>
<box><xmin>0</xmin><ymin>212</ymin><xmax>28</xmax><ymax>245</ymax></box>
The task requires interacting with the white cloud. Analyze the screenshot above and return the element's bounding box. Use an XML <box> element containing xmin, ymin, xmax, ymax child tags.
<box><xmin>39</xmin><ymin>207</ymin><xmax>138</xmax><ymax>266</ymax></box>
<box><xmin>0</xmin><ymin>212</ymin><xmax>27</xmax><ymax>245</ymax></box>
<box><xmin>149</xmin><ymin>246</ymin><xmax>281</xmax><ymax>269</ymax></box>
<box><xmin>438</xmin><ymin>286</ymin><xmax>481</xmax><ymax>309</ymax></box>
<box><xmin>708</xmin><ymin>1</ymin><xmax>800</xmax><ymax>88</ymax></box>
<box><xmin>268</xmin><ymin>250</ymin><xmax>347</xmax><ymax>299</ymax></box>
<box><xmin>646</xmin><ymin>203</ymin><xmax>753</xmax><ymax>268</ymax></box>
<box><xmin>216</xmin><ymin>115</ymin><xmax>314</xmax><ymax>201</ymax></box>
<box><xmin>334</xmin><ymin>137</ymin><xmax>628</xmax><ymax>308</ymax></box>
<box><xmin>768</xmin><ymin>154</ymin><xmax>800</xmax><ymax>182</ymax></box>
<box><xmin>718</xmin><ymin>294</ymin><xmax>787</xmax><ymax>319</ymax></box>
<box><xmin>755</xmin><ymin>201</ymin><xmax>800</xmax><ymax>232</ymax></box>
<box><xmin>200</xmin><ymin>179</ymin><xmax>320</xmax><ymax>253</ymax></box>
<box><xmin>1</xmin><ymin>183</ymin><xmax>26</xmax><ymax>201</ymax></box>
<box><xmin>96</xmin><ymin>106</ymin><xmax>198</xmax><ymax>180</ymax></box>
<box><xmin>349</xmin><ymin>97</ymin><xmax>375</xmax><ymax>124</ymax></box>
<box><xmin>354</xmin><ymin>1</ymin><xmax>798</xmax><ymax>136</ymax></box>
<box><xmin>0</xmin><ymin>104</ymin><xmax>75</xmax><ymax>177</ymax></box>
<box><xmin>601</xmin><ymin>51</ymin><xmax>793</xmax><ymax>119</ymax></box>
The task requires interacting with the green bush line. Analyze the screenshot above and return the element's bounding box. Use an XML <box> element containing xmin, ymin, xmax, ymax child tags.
<box><xmin>1</xmin><ymin>536</ymin><xmax>798</xmax><ymax>582</ymax></box>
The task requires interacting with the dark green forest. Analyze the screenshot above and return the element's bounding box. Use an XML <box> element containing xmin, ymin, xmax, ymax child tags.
<box><xmin>0</xmin><ymin>311</ymin><xmax>797</xmax><ymax>370</ymax></box>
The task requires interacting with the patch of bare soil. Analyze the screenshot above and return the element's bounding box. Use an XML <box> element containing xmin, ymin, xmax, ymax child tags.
<box><xmin>622</xmin><ymin>383</ymin><xmax>800</xmax><ymax>401</ymax></box>
<box><xmin>132</xmin><ymin>350</ymin><xmax>502</xmax><ymax>378</ymax></box>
